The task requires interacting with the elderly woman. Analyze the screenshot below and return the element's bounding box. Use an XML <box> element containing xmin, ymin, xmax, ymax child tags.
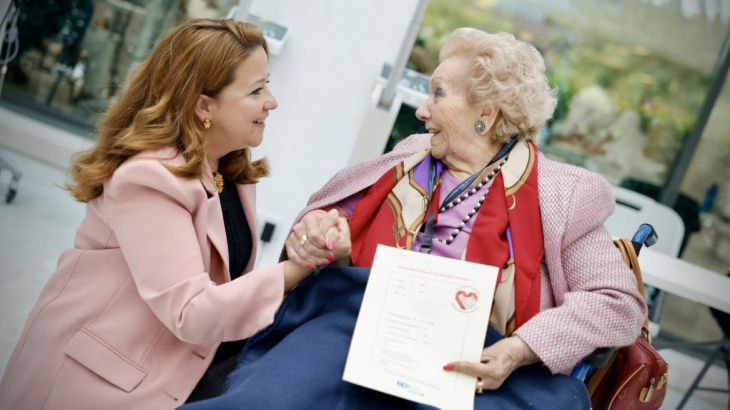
<box><xmin>182</xmin><ymin>28</ymin><xmax>646</xmax><ymax>410</ymax></box>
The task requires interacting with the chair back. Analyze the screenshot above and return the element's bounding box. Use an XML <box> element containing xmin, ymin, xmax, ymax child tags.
<box><xmin>606</xmin><ymin>186</ymin><xmax>684</xmax><ymax>257</ymax></box>
<box><xmin>605</xmin><ymin>186</ymin><xmax>685</xmax><ymax>326</ymax></box>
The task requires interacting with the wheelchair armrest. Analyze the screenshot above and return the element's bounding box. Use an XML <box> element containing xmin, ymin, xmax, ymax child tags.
<box><xmin>583</xmin><ymin>347</ymin><xmax>617</xmax><ymax>368</ymax></box>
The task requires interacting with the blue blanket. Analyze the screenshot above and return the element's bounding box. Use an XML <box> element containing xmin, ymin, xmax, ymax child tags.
<box><xmin>181</xmin><ymin>267</ymin><xmax>589</xmax><ymax>410</ymax></box>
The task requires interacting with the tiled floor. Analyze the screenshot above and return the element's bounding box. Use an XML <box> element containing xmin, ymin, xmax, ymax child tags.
<box><xmin>0</xmin><ymin>148</ymin><xmax>727</xmax><ymax>409</ymax></box>
<box><xmin>660</xmin><ymin>349</ymin><xmax>728</xmax><ymax>409</ymax></box>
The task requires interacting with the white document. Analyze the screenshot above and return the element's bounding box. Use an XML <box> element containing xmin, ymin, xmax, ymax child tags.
<box><xmin>343</xmin><ymin>245</ymin><xmax>499</xmax><ymax>410</ymax></box>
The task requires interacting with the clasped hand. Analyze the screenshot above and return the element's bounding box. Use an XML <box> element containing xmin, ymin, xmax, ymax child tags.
<box><xmin>285</xmin><ymin>209</ymin><xmax>351</xmax><ymax>268</ymax></box>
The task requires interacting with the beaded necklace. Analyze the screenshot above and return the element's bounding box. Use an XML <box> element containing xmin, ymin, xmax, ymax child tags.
<box><xmin>435</xmin><ymin>155</ymin><xmax>509</xmax><ymax>245</ymax></box>
<box><xmin>419</xmin><ymin>135</ymin><xmax>518</xmax><ymax>254</ymax></box>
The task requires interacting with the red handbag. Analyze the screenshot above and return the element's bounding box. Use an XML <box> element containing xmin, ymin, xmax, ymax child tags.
<box><xmin>586</xmin><ymin>239</ymin><xmax>669</xmax><ymax>410</ymax></box>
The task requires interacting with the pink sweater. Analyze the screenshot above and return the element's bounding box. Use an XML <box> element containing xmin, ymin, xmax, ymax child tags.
<box><xmin>293</xmin><ymin>134</ymin><xmax>646</xmax><ymax>375</ymax></box>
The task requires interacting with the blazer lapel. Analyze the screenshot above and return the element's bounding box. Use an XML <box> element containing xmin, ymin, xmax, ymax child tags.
<box><xmin>237</xmin><ymin>184</ymin><xmax>258</xmax><ymax>273</ymax></box>
<box><xmin>206</xmin><ymin>196</ymin><xmax>231</xmax><ymax>281</ymax></box>
<box><xmin>201</xmin><ymin>166</ymin><xmax>231</xmax><ymax>281</ymax></box>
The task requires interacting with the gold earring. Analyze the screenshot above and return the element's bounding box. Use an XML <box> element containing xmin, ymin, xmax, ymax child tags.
<box><xmin>203</xmin><ymin>118</ymin><xmax>212</xmax><ymax>129</ymax></box>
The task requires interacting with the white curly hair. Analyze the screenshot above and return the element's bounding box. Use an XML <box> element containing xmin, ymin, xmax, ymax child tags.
<box><xmin>439</xmin><ymin>28</ymin><xmax>557</xmax><ymax>142</ymax></box>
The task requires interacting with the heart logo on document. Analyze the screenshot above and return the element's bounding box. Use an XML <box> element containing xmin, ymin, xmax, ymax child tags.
<box><xmin>453</xmin><ymin>287</ymin><xmax>479</xmax><ymax>313</ymax></box>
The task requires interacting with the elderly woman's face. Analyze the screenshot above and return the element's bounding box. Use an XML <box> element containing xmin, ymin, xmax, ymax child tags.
<box><xmin>416</xmin><ymin>57</ymin><xmax>484</xmax><ymax>161</ymax></box>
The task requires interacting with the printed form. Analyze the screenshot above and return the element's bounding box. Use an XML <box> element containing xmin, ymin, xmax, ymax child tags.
<box><xmin>343</xmin><ymin>245</ymin><xmax>499</xmax><ymax>410</ymax></box>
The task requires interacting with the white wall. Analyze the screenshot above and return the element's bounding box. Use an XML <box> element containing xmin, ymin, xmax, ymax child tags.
<box><xmin>247</xmin><ymin>0</ymin><xmax>420</xmax><ymax>266</ymax></box>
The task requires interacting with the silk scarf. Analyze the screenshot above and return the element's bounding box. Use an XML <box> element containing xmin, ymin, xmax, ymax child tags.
<box><xmin>349</xmin><ymin>141</ymin><xmax>544</xmax><ymax>328</ymax></box>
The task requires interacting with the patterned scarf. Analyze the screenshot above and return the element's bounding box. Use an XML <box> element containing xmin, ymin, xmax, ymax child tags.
<box><xmin>349</xmin><ymin>141</ymin><xmax>544</xmax><ymax>329</ymax></box>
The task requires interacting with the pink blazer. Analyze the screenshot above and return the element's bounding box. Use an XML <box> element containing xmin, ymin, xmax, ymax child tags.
<box><xmin>0</xmin><ymin>148</ymin><xmax>285</xmax><ymax>409</ymax></box>
<box><xmin>294</xmin><ymin>134</ymin><xmax>647</xmax><ymax>375</ymax></box>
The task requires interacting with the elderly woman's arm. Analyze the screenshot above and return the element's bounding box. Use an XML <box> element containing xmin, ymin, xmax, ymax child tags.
<box><xmin>512</xmin><ymin>171</ymin><xmax>647</xmax><ymax>375</ymax></box>
<box><xmin>446</xmin><ymin>171</ymin><xmax>646</xmax><ymax>388</ymax></box>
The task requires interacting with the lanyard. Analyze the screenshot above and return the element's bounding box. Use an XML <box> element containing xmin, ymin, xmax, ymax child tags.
<box><xmin>420</xmin><ymin>136</ymin><xmax>518</xmax><ymax>254</ymax></box>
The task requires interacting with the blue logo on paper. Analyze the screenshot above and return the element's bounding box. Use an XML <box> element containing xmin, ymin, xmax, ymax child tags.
<box><xmin>396</xmin><ymin>380</ymin><xmax>424</xmax><ymax>397</ymax></box>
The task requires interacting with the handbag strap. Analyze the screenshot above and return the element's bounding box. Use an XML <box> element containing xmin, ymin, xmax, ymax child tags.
<box><xmin>614</xmin><ymin>238</ymin><xmax>651</xmax><ymax>335</ymax></box>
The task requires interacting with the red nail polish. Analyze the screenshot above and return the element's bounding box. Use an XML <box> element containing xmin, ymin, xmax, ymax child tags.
<box><xmin>322</xmin><ymin>261</ymin><xmax>330</xmax><ymax>267</ymax></box>
<box><xmin>443</xmin><ymin>364</ymin><xmax>454</xmax><ymax>371</ymax></box>
<box><xmin>308</xmin><ymin>264</ymin><xmax>315</xmax><ymax>270</ymax></box>
<box><xmin>326</xmin><ymin>254</ymin><xmax>334</xmax><ymax>262</ymax></box>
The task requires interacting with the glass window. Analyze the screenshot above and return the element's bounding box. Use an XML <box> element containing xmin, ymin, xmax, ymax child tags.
<box><xmin>1</xmin><ymin>0</ymin><xmax>239</xmax><ymax>135</ymax></box>
<box><xmin>388</xmin><ymin>0</ymin><xmax>728</xmax><ymax>190</ymax></box>
<box><xmin>661</xmin><ymin>76</ymin><xmax>729</xmax><ymax>342</ymax></box>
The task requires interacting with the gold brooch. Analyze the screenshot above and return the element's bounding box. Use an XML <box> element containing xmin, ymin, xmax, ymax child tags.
<box><xmin>213</xmin><ymin>171</ymin><xmax>224</xmax><ymax>193</ymax></box>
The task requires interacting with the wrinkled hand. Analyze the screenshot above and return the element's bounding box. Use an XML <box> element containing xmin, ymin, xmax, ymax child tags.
<box><xmin>327</xmin><ymin>216</ymin><xmax>351</xmax><ymax>261</ymax></box>
<box><xmin>443</xmin><ymin>336</ymin><xmax>538</xmax><ymax>391</ymax></box>
<box><xmin>285</xmin><ymin>209</ymin><xmax>351</xmax><ymax>268</ymax></box>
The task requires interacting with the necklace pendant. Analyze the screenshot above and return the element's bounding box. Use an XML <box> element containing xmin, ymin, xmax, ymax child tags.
<box><xmin>214</xmin><ymin>172</ymin><xmax>224</xmax><ymax>193</ymax></box>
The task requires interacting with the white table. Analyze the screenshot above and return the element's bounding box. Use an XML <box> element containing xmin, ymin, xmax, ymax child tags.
<box><xmin>639</xmin><ymin>247</ymin><xmax>730</xmax><ymax>314</ymax></box>
<box><xmin>639</xmin><ymin>249</ymin><xmax>730</xmax><ymax>410</ymax></box>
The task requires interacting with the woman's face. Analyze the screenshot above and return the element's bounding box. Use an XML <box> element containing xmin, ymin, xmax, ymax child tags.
<box><xmin>204</xmin><ymin>47</ymin><xmax>278</xmax><ymax>158</ymax></box>
<box><xmin>415</xmin><ymin>56</ymin><xmax>485</xmax><ymax>161</ymax></box>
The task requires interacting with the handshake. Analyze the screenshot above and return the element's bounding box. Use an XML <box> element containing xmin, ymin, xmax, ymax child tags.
<box><xmin>285</xmin><ymin>209</ymin><xmax>352</xmax><ymax>270</ymax></box>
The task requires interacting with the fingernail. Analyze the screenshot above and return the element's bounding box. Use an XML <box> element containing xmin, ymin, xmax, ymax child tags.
<box><xmin>322</xmin><ymin>261</ymin><xmax>330</xmax><ymax>267</ymax></box>
<box><xmin>326</xmin><ymin>254</ymin><xmax>334</xmax><ymax>262</ymax></box>
<box><xmin>307</xmin><ymin>264</ymin><xmax>315</xmax><ymax>270</ymax></box>
<box><xmin>327</xmin><ymin>241</ymin><xmax>335</xmax><ymax>250</ymax></box>
<box><xmin>443</xmin><ymin>364</ymin><xmax>454</xmax><ymax>371</ymax></box>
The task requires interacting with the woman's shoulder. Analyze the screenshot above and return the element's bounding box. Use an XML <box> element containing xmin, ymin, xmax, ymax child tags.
<box><xmin>537</xmin><ymin>152</ymin><xmax>612</xmax><ymax>195</ymax></box>
<box><xmin>537</xmin><ymin>152</ymin><xmax>615</xmax><ymax>225</ymax></box>
<box><xmin>110</xmin><ymin>147</ymin><xmax>190</xmax><ymax>178</ymax></box>
<box><xmin>106</xmin><ymin>148</ymin><xmax>202</xmax><ymax>206</ymax></box>
<box><xmin>392</xmin><ymin>133</ymin><xmax>431</xmax><ymax>154</ymax></box>
<box><xmin>538</xmin><ymin>152</ymin><xmax>595</xmax><ymax>179</ymax></box>
<box><xmin>122</xmin><ymin>147</ymin><xmax>185</xmax><ymax>168</ymax></box>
